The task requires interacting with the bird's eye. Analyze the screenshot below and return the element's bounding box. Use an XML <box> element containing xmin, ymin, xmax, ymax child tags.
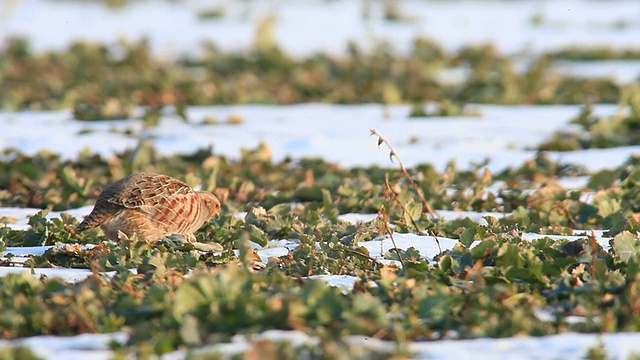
<box><xmin>203</xmin><ymin>197</ymin><xmax>219</xmax><ymax>209</ymax></box>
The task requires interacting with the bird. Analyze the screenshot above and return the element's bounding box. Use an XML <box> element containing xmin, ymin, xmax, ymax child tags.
<box><xmin>76</xmin><ymin>172</ymin><xmax>221</xmax><ymax>242</ymax></box>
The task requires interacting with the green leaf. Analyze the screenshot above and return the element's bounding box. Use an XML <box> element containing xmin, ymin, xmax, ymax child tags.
<box><xmin>294</xmin><ymin>185</ymin><xmax>323</xmax><ymax>202</ymax></box>
<box><xmin>179</xmin><ymin>315</ymin><xmax>202</xmax><ymax>345</ymax></box>
<box><xmin>459</xmin><ymin>227</ymin><xmax>477</xmax><ymax>248</ymax></box>
<box><xmin>593</xmin><ymin>192</ymin><xmax>621</xmax><ymax>218</ymax></box>
<box><xmin>496</xmin><ymin>243</ymin><xmax>522</xmax><ymax>269</ymax></box>
<box><xmin>482</xmin><ymin>215</ymin><xmax>500</xmax><ymax>227</ymax></box>
<box><xmin>59</xmin><ymin>165</ymin><xmax>91</xmax><ymax>197</ymax></box>
<box><xmin>622</xmin><ymin>169</ymin><xmax>640</xmax><ymax>188</ymax></box>
<box><xmin>27</xmin><ymin>209</ymin><xmax>50</xmax><ymax>230</ymax></box>
<box><xmin>321</xmin><ymin>188</ymin><xmax>339</xmax><ymax>223</ymax></box>
<box><xmin>417</xmin><ymin>286</ymin><xmax>458</xmax><ymax>327</ymax></box>
<box><xmin>511</xmin><ymin>206</ymin><xmax>531</xmax><ymax>227</ymax></box>
<box><xmin>612</xmin><ymin>231</ymin><xmax>639</xmax><ymax>264</ymax></box>
<box><xmin>470</xmin><ymin>239</ymin><xmax>496</xmax><ymax>259</ymax></box>
<box><xmin>244</xmin><ymin>224</ymin><xmax>268</xmax><ymax>247</ymax></box>
<box><xmin>172</xmin><ymin>277</ymin><xmax>213</xmax><ymax>320</ymax></box>
<box><xmin>386</xmin><ymin>246</ymin><xmax>421</xmax><ymax>262</ymax></box>
<box><xmin>438</xmin><ymin>255</ymin><xmax>452</xmax><ymax>273</ymax></box>
<box><xmin>23</xmin><ymin>229</ymin><xmax>48</xmax><ymax>247</ymax></box>
<box><xmin>403</xmin><ymin>201</ymin><xmax>422</xmax><ymax>230</ymax></box>
<box><xmin>126</xmin><ymin>139</ymin><xmax>155</xmax><ymax>173</ymax></box>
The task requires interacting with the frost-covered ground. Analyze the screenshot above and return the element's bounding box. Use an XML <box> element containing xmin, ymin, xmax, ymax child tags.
<box><xmin>3</xmin><ymin>0</ymin><xmax>640</xmax><ymax>58</ymax></box>
<box><xmin>2</xmin><ymin>103</ymin><xmax>639</xmax><ymax>172</ymax></box>
<box><xmin>0</xmin><ymin>206</ymin><xmax>624</xmax><ymax>359</ymax></box>
<box><xmin>6</xmin><ymin>329</ymin><xmax>640</xmax><ymax>360</ymax></box>
<box><xmin>2</xmin><ymin>0</ymin><xmax>640</xmax><ymax>88</ymax></box>
<box><xmin>0</xmin><ymin>206</ymin><xmax>628</xmax><ymax>358</ymax></box>
<box><xmin>3</xmin><ymin>0</ymin><xmax>640</xmax><ymax>358</ymax></box>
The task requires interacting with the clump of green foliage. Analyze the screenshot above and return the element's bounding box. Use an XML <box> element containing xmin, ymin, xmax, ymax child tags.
<box><xmin>3</xmin><ymin>10</ymin><xmax>640</xmax><ymax>357</ymax></box>
<box><xmin>3</xmin><ymin>141</ymin><xmax>639</xmax><ymax>240</ymax></box>
<box><xmin>0</xmin><ymin>346</ymin><xmax>42</xmax><ymax>360</ymax></box>
<box><xmin>546</xmin><ymin>47</ymin><xmax>640</xmax><ymax>61</ymax></box>
<box><xmin>3</xmin><ymin>141</ymin><xmax>640</xmax><ymax>356</ymax></box>
<box><xmin>0</xmin><ymin>37</ymin><xmax>627</xmax><ymax>116</ymax></box>
<box><xmin>539</xmin><ymin>85</ymin><xmax>640</xmax><ymax>151</ymax></box>
<box><xmin>4</xmin><ymin>216</ymin><xmax>640</xmax><ymax>356</ymax></box>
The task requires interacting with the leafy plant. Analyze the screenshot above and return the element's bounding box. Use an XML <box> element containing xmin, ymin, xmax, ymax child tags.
<box><xmin>0</xmin><ymin>37</ymin><xmax>626</xmax><ymax>114</ymax></box>
<box><xmin>539</xmin><ymin>85</ymin><xmax>640</xmax><ymax>151</ymax></box>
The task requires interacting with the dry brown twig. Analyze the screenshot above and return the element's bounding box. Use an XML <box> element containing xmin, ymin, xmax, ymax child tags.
<box><xmin>370</xmin><ymin>129</ymin><xmax>437</xmax><ymax>218</ymax></box>
<box><xmin>384</xmin><ymin>174</ymin><xmax>420</xmax><ymax>231</ymax></box>
<box><xmin>377</xmin><ymin>205</ymin><xmax>406</xmax><ymax>268</ymax></box>
<box><xmin>372</xmin><ymin>129</ymin><xmax>443</xmax><ymax>253</ymax></box>
<box><xmin>384</xmin><ymin>174</ymin><xmax>442</xmax><ymax>253</ymax></box>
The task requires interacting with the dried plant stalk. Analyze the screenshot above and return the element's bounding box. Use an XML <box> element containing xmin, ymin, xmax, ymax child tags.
<box><xmin>384</xmin><ymin>174</ymin><xmax>442</xmax><ymax>253</ymax></box>
<box><xmin>370</xmin><ymin>129</ymin><xmax>437</xmax><ymax>218</ymax></box>
<box><xmin>372</xmin><ymin>129</ymin><xmax>442</xmax><ymax>253</ymax></box>
<box><xmin>377</xmin><ymin>205</ymin><xmax>406</xmax><ymax>268</ymax></box>
<box><xmin>384</xmin><ymin>174</ymin><xmax>420</xmax><ymax>231</ymax></box>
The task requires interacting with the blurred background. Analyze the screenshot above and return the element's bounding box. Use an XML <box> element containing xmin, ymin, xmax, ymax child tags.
<box><xmin>1</xmin><ymin>0</ymin><xmax>640</xmax><ymax>170</ymax></box>
<box><xmin>2</xmin><ymin>0</ymin><xmax>640</xmax><ymax>58</ymax></box>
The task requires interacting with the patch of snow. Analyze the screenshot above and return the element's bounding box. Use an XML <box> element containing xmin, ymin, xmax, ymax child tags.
<box><xmin>255</xmin><ymin>246</ymin><xmax>291</xmax><ymax>263</ymax></box>
<box><xmin>551</xmin><ymin>60</ymin><xmax>640</xmax><ymax>85</ymax></box>
<box><xmin>2</xmin><ymin>244</ymin><xmax>97</xmax><ymax>258</ymax></box>
<box><xmin>338</xmin><ymin>213</ymin><xmax>378</xmax><ymax>224</ymax></box>
<box><xmin>411</xmin><ymin>332</ymin><xmax>640</xmax><ymax>360</ymax></box>
<box><xmin>522</xmin><ymin>232</ymin><xmax>612</xmax><ymax>249</ymax></box>
<box><xmin>4</xmin><ymin>329</ymin><xmax>640</xmax><ymax>359</ymax></box>
<box><xmin>573</xmin><ymin>229</ymin><xmax>610</xmax><ymax>238</ymax></box>
<box><xmin>3</xmin><ymin>0</ymin><xmax>640</xmax><ymax>58</ymax></box>
<box><xmin>111</xmin><ymin>330</ymin><xmax>640</xmax><ymax>360</ymax></box>
<box><xmin>2</xmin><ymin>332</ymin><xmax>128</xmax><ymax>360</ymax></box>
<box><xmin>359</xmin><ymin>233</ymin><xmax>457</xmax><ymax>262</ymax></box>
<box><xmin>234</xmin><ymin>212</ymin><xmax>248</xmax><ymax>220</ymax></box>
<box><xmin>189</xmin><ymin>330</ymin><xmax>320</xmax><ymax>358</ymax></box>
<box><xmin>308</xmin><ymin>274</ymin><xmax>362</xmax><ymax>292</ymax></box>
<box><xmin>436</xmin><ymin>210</ymin><xmax>508</xmax><ymax>223</ymax></box>
<box><xmin>555</xmin><ymin>176</ymin><xmax>591</xmax><ymax>190</ymax></box>
<box><xmin>2</xmin><ymin>104</ymin><xmax>637</xmax><ymax>173</ymax></box>
<box><xmin>3</xmin><ymin>246</ymin><xmax>53</xmax><ymax>256</ymax></box>
<box><xmin>0</xmin><ymin>266</ymin><xmax>97</xmax><ymax>284</ymax></box>
<box><xmin>548</xmin><ymin>146</ymin><xmax>640</xmax><ymax>173</ymax></box>
<box><xmin>0</xmin><ymin>206</ymin><xmax>93</xmax><ymax>231</ymax></box>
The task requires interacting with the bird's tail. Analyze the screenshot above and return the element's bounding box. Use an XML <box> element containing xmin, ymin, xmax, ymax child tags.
<box><xmin>76</xmin><ymin>210</ymin><xmax>109</xmax><ymax>232</ymax></box>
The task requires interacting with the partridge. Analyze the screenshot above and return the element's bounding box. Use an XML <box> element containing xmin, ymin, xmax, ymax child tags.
<box><xmin>76</xmin><ymin>172</ymin><xmax>221</xmax><ymax>242</ymax></box>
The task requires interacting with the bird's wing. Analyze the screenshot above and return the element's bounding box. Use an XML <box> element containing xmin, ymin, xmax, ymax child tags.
<box><xmin>108</xmin><ymin>173</ymin><xmax>193</xmax><ymax>209</ymax></box>
<box><xmin>107</xmin><ymin>174</ymin><xmax>197</xmax><ymax>231</ymax></box>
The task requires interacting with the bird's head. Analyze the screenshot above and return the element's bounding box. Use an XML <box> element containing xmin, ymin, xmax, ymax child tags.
<box><xmin>197</xmin><ymin>191</ymin><xmax>221</xmax><ymax>219</ymax></box>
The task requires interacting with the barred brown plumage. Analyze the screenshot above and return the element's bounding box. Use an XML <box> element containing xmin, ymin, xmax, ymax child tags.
<box><xmin>76</xmin><ymin>172</ymin><xmax>221</xmax><ymax>242</ymax></box>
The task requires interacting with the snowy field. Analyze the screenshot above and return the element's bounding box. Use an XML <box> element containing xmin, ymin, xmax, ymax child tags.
<box><xmin>3</xmin><ymin>0</ymin><xmax>640</xmax><ymax>358</ymax></box>
<box><xmin>0</xmin><ymin>207</ymin><xmax>624</xmax><ymax>359</ymax></box>
<box><xmin>0</xmin><ymin>81</ymin><xmax>634</xmax><ymax>360</ymax></box>
<box><xmin>3</xmin><ymin>0</ymin><xmax>640</xmax><ymax>58</ymax></box>
<box><xmin>1</xmin><ymin>103</ymin><xmax>638</xmax><ymax>173</ymax></box>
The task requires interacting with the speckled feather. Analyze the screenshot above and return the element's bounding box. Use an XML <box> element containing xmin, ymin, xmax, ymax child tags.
<box><xmin>76</xmin><ymin>172</ymin><xmax>221</xmax><ymax>242</ymax></box>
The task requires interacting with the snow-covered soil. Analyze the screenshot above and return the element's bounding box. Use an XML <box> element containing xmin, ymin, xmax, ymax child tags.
<box><xmin>2</xmin><ymin>104</ymin><xmax>638</xmax><ymax>172</ymax></box>
<box><xmin>3</xmin><ymin>0</ymin><xmax>640</xmax><ymax>58</ymax></box>
<box><xmin>6</xmin><ymin>329</ymin><xmax>640</xmax><ymax>360</ymax></box>
<box><xmin>0</xmin><ymin>206</ymin><xmax>621</xmax><ymax>359</ymax></box>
